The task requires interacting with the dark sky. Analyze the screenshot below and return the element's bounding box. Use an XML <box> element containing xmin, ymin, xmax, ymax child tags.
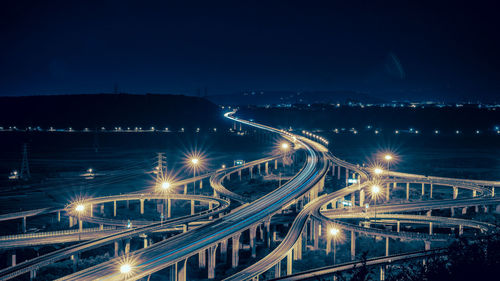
<box><xmin>1</xmin><ymin>0</ymin><xmax>499</xmax><ymax>101</ymax></box>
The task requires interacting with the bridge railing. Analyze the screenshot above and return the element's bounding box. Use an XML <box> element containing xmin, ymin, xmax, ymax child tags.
<box><xmin>0</xmin><ymin>226</ymin><xmax>117</xmax><ymax>241</ymax></box>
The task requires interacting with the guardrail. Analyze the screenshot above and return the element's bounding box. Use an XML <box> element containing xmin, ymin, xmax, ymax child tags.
<box><xmin>0</xmin><ymin>226</ymin><xmax>117</xmax><ymax>241</ymax></box>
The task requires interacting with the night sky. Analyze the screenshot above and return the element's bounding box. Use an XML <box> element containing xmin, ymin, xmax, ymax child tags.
<box><xmin>1</xmin><ymin>0</ymin><xmax>499</xmax><ymax>101</ymax></box>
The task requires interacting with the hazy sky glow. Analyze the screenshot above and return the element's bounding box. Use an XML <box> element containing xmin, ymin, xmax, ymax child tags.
<box><xmin>1</xmin><ymin>0</ymin><xmax>499</xmax><ymax>101</ymax></box>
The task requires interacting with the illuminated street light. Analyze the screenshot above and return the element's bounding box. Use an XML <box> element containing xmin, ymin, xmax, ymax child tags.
<box><xmin>373</xmin><ymin>167</ymin><xmax>383</xmax><ymax>175</ymax></box>
<box><xmin>384</xmin><ymin>154</ymin><xmax>392</xmax><ymax>161</ymax></box>
<box><xmin>281</xmin><ymin>142</ymin><xmax>289</xmax><ymax>150</ymax></box>
<box><xmin>161</xmin><ymin>181</ymin><xmax>170</xmax><ymax>190</ymax></box>
<box><xmin>329</xmin><ymin>227</ymin><xmax>340</xmax><ymax>264</ymax></box>
<box><xmin>75</xmin><ymin>204</ymin><xmax>85</xmax><ymax>212</ymax></box>
<box><xmin>191</xmin><ymin>158</ymin><xmax>199</xmax><ymax>165</ymax></box>
<box><xmin>371</xmin><ymin>185</ymin><xmax>381</xmax><ymax>195</ymax></box>
<box><xmin>120</xmin><ymin>263</ymin><xmax>132</xmax><ymax>274</ymax></box>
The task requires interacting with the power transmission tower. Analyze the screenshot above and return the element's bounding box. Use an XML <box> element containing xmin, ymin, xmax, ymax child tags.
<box><xmin>20</xmin><ymin>143</ymin><xmax>30</xmax><ymax>180</ymax></box>
<box><xmin>156</xmin><ymin>153</ymin><xmax>166</xmax><ymax>183</ymax></box>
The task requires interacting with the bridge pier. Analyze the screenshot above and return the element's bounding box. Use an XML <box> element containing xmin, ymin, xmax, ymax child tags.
<box><xmin>177</xmin><ymin>259</ymin><xmax>187</xmax><ymax>281</ymax></box>
<box><xmin>78</xmin><ymin>218</ymin><xmax>83</xmax><ymax>232</ymax></box>
<box><xmin>199</xmin><ymin>249</ymin><xmax>206</xmax><ymax>269</ymax></box>
<box><xmin>421</xmin><ymin>183</ymin><xmax>425</xmax><ymax>197</ymax></box>
<box><xmin>238</xmin><ymin>170</ymin><xmax>242</xmax><ymax>181</ymax></box>
<box><xmin>459</xmin><ymin>225</ymin><xmax>463</xmax><ymax>236</ymax></box>
<box><xmin>337</xmin><ymin>166</ymin><xmax>341</xmax><ymax>180</ymax></box>
<box><xmin>89</xmin><ymin>204</ymin><xmax>93</xmax><ymax>217</ymax></box>
<box><xmin>406</xmin><ymin>183</ymin><xmax>410</xmax><ymax>200</ymax></box>
<box><xmin>208</xmin><ymin>245</ymin><xmax>218</xmax><ymax>279</ymax></box>
<box><xmin>396</xmin><ymin>221</ymin><xmax>400</xmax><ymax>232</ymax></box>
<box><xmin>69</xmin><ymin>216</ymin><xmax>73</xmax><ymax>228</ymax></box>
<box><xmin>9</xmin><ymin>250</ymin><xmax>16</xmax><ymax>267</ymax></box>
<box><xmin>184</xmin><ymin>184</ymin><xmax>188</xmax><ymax>194</ymax></box>
<box><xmin>313</xmin><ymin>219</ymin><xmax>319</xmax><ymax>250</ymax></box>
<box><xmin>274</xmin><ymin>262</ymin><xmax>281</xmax><ymax>278</ymax></box>
<box><xmin>113</xmin><ymin>200</ymin><xmax>117</xmax><ymax>217</ymax></box>
<box><xmin>345</xmin><ymin>169</ymin><xmax>349</xmax><ymax>186</ymax></box>
<box><xmin>429</xmin><ymin>222</ymin><xmax>433</xmax><ymax>235</ymax></box>
<box><xmin>331</xmin><ymin>164</ymin><xmax>335</xmax><ymax>177</ymax></box>
<box><xmin>250</xmin><ymin>225</ymin><xmax>258</xmax><ymax>258</ymax></box>
<box><xmin>379</xmin><ymin>266</ymin><xmax>385</xmax><ymax>281</ymax></box>
<box><xmin>265</xmin><ymin>162</ymin><xmax>269</xmax><ymax>174</ymax></box>
<box><xmin>125</xmin><ymin>238</ymin><xmax>131</xmax><ymax>254</ymax></box>
<box><xmin>191</xmin><ymin>200</ymin><xmax>195</xmax><ymax>215</ymax></box>
<box><xmin>359</xmin><ymin>189</ymin><xmax>365</xmax><ymax>207</ymax></box>
<box><xmin>453</xmin><ymin>186</ymin><xmax>458</xmax><ymax>199</ymax></box>
<box><xmin>232</xmin><ymin>233</ymin><xmax>241</xmax><ymax>268</ymax></box>
<box><xmin>385</xmin><ymin>237</ymin><xmax>389</xmax><ymax>256</ymax></box>
<box><xmin>57</xmin><ymin>211</ymin><xmax>61</xmax><ymax>222</ymax></box>
<box><xmin>287</xmin><ymin>250</ymin><xmax>293</xmax><ymax>275</ymax></box>
<box><xmin>141</xmin><ymin>234</ymin><xmax>148</xmax><ymax>248</ymax></box>
<box><xmin>386</xmin><ymin>183</ymin><xmax>390</xmax><ymax>201</ymax></box>
<box><xmin>351</xmin><ymin>230</ymin><xmax>356</xmax><ymax>261</ymax></box>
<box><xmin>220</xmin><ymin>239</ymin><xmax>228</xmax><ymax>263</ymax></box>
<box><xmin>430</xmin><ymin>183</ymin><xmax>433</xmax><ymax>198</ymax></box>
<box><xmin>275</xmin><ymin>159</ymin><xmax>278</xmax><ymax>170</ymax></box>
<box><xmin>451</xmin><ymin>207</ymin><xmax>455</xmax><ymax>216</ymax></box>
<box><xmin>30</xmin><ymin>269</ymin><xmax>37</xmax><ymax>281</ymax></box>
<box><xmin>22</xmin><ymin>216</ymin><xmax>26</xmax><ymax>233</ymax></box>
<box><xmin>294</xmin><ymin>235</ymin><xmax>302</xmax><ymax>260</ymax></box>
<box><xmin>71</xmin><ymin>254</ymin><xmax>79</xmax><ymax>272</ymax></box>
<box><xmin>258</xmin><ymin>164</ymin><xmax>261</xmax><ymax>175</ymax></box>
<box><xmin>249</xmin><ymin>166</ymin><xmax>253</xmax><ymax>179</ymax></box>
<box><xmin>167</xmin><ymin>199</ymin><xmax>171</xmax><ymax>218</ymax></box>
<box><xmin>425</xmin><ymin>241</ymin><xmax>431</xmax><ymax>250</ymax></box>
<box><xmin>473</xmin><ymin>190</ymin><xmax>477</xmax><ymax>197</ymax></box>
<box><xmin>183</xmin><ymin>224</ymin><xmax>188</xmax><ymax>232</ymax></box>
<box><xmin>100</xmin><ymin>204</ymin><xmax>104</xmax><ymax>215</ymax></box>
<box><xmin>265</xmin><ymin>218</ymin><xmax>271</xmax><ymax>247</ymax></box>
<box><xmin>140</xmin><ymin>199</ymin><xmax>144</xmax><ymax>215</ymax></box>
<box><xmin>114</xmin><ymin>241</ymin><xmax>119</xmax><ymax>257</ymax></box>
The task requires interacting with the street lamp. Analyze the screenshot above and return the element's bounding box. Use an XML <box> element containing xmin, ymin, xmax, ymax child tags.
<box><xmin>161</xmin><ymin>181</ymin><xmax>170</xmax><ymax>190</ymax></box>
<box><xmin>373</xmin><ymin>167</ymin><xmax>383</xmax><ymax>176</ymax></box>
<box><xmin>190</xmin><ymin>157</ymin><xmax>200</xmax><ymax>194</ymax></box>
<box><xmin>329</xmin><ymin>227</ymin><xmax>340</xmax><ymax>264</ymax></box>
<box><xmin>120</xmin><ymin>263</ymin><xmax>132</xmax><ymax>274</ymax></box>
<box><xmin>75</xmin><ymin>204</ymin><xmax>85</xmax><ymax>237</ymax></box>
<box><xmin>371</xmin><ymin>185</ymin><xmax>381</xmax><ymax>219</ymax></box>
<box><xmin>383</xmin><ymin>154</ymin><xmax>394</xmax><ymax>170</ymax></box>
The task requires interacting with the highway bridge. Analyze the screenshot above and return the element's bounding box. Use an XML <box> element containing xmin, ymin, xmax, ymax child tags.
<box><xmin>0</xmin><ymin>111</ymin><xmax>497</xmax><ymax>281</ymax></box>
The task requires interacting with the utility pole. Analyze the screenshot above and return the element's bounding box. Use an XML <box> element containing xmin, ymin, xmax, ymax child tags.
<box><xmin>156</xmin><ymin>153</ymin><xmax>166</xmax><ymax>183</ymax></box>
<box><xmin>20</xmin><ymin>143</ymin><xmax>30</xmax><ymax>180</ymax></box>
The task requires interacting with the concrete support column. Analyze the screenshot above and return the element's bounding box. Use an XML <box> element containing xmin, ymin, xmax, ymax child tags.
<box><xmin>337</xmin><ymin>165</ymin><xmax>341</xmax><ymax>180</ymax></box>
<box><xmin>286</xmin><ymin>250</ymin><xmax>293</xmax><ymax>275</ymax></box>
<box><xmin>421</xmin><ymin>183</ymin><xmax>425</xmax><ymax>196</ymax></box>
<box><xmin>183</xmin><ymin>224</ymin><xmax>188</xmax><ymax>233</ymax></box>
<box><xmin>274</xmin><ymin>262</ymin><xmax>281</xmax><ymax>278</ymax></box>
<box><xmin>238</xmin><ymin>170</ymin><xmax>242</xmax><ymax>181</ymax></box>
<box><xmin>397</xmin><ymin>221</ymin><xmax>400</xmax><ymax>232</ymax></box>
<box><xmin>100</xmin><ymin>204</ymin><xmax>104</xmax><ymax>215</ymax></box>
<box><xmin>406</xmin><ymin>183</ymin><xmax>410</xmax><ymax>201</ymax></box>
<box><xmin>69</xmin><ymin>216</ymin><xmax>73</xmax><ymax>228</ymax></box>
<box><xmin>89</xmin><ymin>204</ymin><xmax>93</xmax><ymax>217</ymax></box>
<box><xmin>326</xmin><ymin>235</ymin><xmax>331</xmax><ymax>255</ymax></box>
<box><xmin>250</xmin><ymin>225</ymin><xmax>258</xmax><ymax>258</ymax></box>
<box><xmin>258</xmin><ymin>164</ymin><xmax>261</xmax><ymax>175</ymax></box>
<box><xmin>177</xmin><ymin>259</ymin><xmax>187</xmax><ymax>281</ymax></box>
<box><xmin>313</xmin><ymin>219</ymin><xmax>319</xmax><ymax>250</ymax></box>
<box><xmin>125</xmin><ymin>238</ymin><xmax>131</xmax><ymax>254</ymax></box>
<box><xmin>351</xmin><ymin>230</ymin><xmax>356</xmax><ymax>261</ymax></box>
<box><xmin>294</xmin><ymin>235</ymin><xmax>302</xmax><ymax>260</ymax></box>
<box><xmin>359</xmin><ymin>189</ymin><xmax>365</xmax><ymax>207</ymax></box>
<box><xmin>57</xmin><ymin>211</ymin><xmax>61</xmax><ymax>222</ymax></box>
<box><xmin>10</xmin><ymin>251</ymin><xmax>16</xmax><ymax>267</ymax></box>
<box><xmin>430</xmin><ymin>183</ymin><xmax>433</xmax><ymax>198</ymax></box>
<box><xmin>142</xmin><ymin>235</ymin><xmax>148</xmax><ymax>248</ymax></box>
<box><xmin>184</xmin><ymin>184</ymin><xmax>188</xmax><ymax>194</ymax></box>
<box><xmin>459</xmin><ymin>225</ymin><xmax>463</xmax><ymax>236</ymax></box>
<box><xmin>386</xmin><ymin>183</ymin><xmax>390</xmax><ymax>201</ymax></box>
<box><xmin>22</xmin><ymin>216</ymin><xmax>26</xmax><ymax>233</ymax></box>
<box><xmin>140</xmin><ymin>199</ymin><xmax>145</xmax><ymax>215</ymax></box>
<box><xmin>114</xmin><ymin>241</ymin><xmax>119</xmax><ymax>257</ymax></box>
<box><xmin>220</xmin><ymin>239</ymin><xmax>228</xmax><ymax>263</ymax></box>
<box><xmin>380</xmin><ymin>266</ymin><xmax>385</xmax><ymax>281</ymax></box>
<box><xmin>332</xmin><ymin>164</ymin><xmax>335</xmax><ymax>177</ymax></box>
<box><xmin>170</xmin><ymin>263</ymin><xmax>177</xmax><ymax>281</ymax></box>
<box><xmin>78</xmin><ymin>219</ymin><xmax>83</xmax><ymax>232</ymax></box>
<box><xmin>385</xmin><ymin>237</ymin><xmax>389</xmax><ymax>256</ymax></box>
<box><xmin>345</xmin><ymin>169</ymin><xmax>349</xmax><ymax>186</ymax></box>
<box><xmin>113</xmin><ymin>200</ymin><xmax>117</xmax><ymax>217</ymax></box>
<box><xmin>232</xmin><ymin>233</ymin><xmax>241</xmax><ymax>268</ymax></box>
<box><xmin>425</xmin><ymin>241</ymin><xmax>431</xmax><ymax>251</ymax></box>
<box><xmin>249</xmin><ymin>166</ymin><xmax>253</xmax><ymax>179</ymax></box>
<box><xmin>473</xmin><ymin>190</ymin><xmax>477</xmax><ymax>197</ymax></box>
<box><xmin>30</xmin><ymin>269</ymin><xmax>37</xmax><ymax>281</ymax></box>
<box><xmin>451</xmin><ymin>207</ymin><xmax>455</xmax><ymax>216</ymax></box>
<box><xmin>462</xmin><ymin>207</ymin><xmax>467</xmax><ymax>215</ymax></box>
<box><xmin>191</xmin><ymin>200</ymin><xmax>195</xmax><ymax>215</ymax></box>
<box><xmin>429</xmin><ymin>222</ymin><xmax>433</xmax><ymax>235</ymax></box>
<box><xmin>208</xmin><ymin>245</ymin><xmax>218</xmax><ymax>279</ymax></box>
<box><xmin>199</xmin><ymin>249</ymin><xmax>206</xmax><ymax>269</ymax></box>
<box><xmin>492</xmin><ymin>187</ymin><xmax>495</xmax><ymax>197</ymax></box>
<box><xmin>167</xmin><ymin>198</ymin><xmax>171</xmax><ymax>218</ymax></box>
<box><xmin>265</xmin><ymin>219</ymin><xmax>271</xmax><ymax>247</ymax></box>
<box><xmin>265</xmin><ymin>162</ymin><xmax>269</xmax><ymax>174</ymax></box>
<box><xmin>453</xmin><ymin>187</ymin><xmax>458</xmax><ymax>199</ymax></box>
<box><xmin>275</xmin><ymin>159</ymin><xmax>278</xmax><ymax>170</ymax></box>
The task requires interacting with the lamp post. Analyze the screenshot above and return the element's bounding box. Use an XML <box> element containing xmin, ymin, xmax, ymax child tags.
<box><xmin>329</xmin><ymin>227</ymin><xmax>340</xmax><ymax>264</ymax></box>
<box><xmin>191</xmin><ymin>158</ymin><xmax>199</xmax><ymax>194</ymax></box>
<box><xmin>371</xmin><ymin>185</ymin><xmax>381</xmax><ymax>220</ymax></box>
<box><xmin>383</xmin><ymin>154</ymin><xmax>393</xmax><ymax>170</ymax></box>
<box><xmin>75</xmin><ymin>204</ymin><xmax>85</xmax><ymax>240</ymax></box>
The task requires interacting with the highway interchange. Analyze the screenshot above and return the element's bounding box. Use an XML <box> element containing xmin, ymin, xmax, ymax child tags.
<box><xmin>0</xmin><ymin>111</ymin><xmax>498</xmax><ymax>281</ymax></box>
